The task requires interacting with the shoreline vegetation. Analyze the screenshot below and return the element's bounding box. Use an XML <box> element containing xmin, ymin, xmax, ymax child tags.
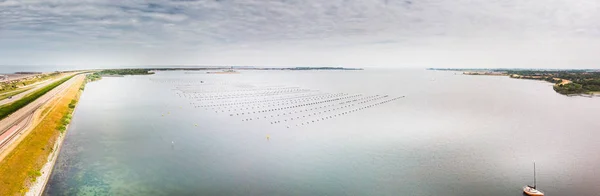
<box><xmin>97</xmin><ymin>69</ymin><xmax>154</xmax><ymax>76</ymax></box>
<box><xmin>81</xmin><ymin>69</ymin><xmax>151</xmax><ymax>82</ymax></box>
<box><xmin>0</xmin><ymin>75</ymin><xmax>84</xmax><ymax>195</ymax></box>
<box><xmin>428</xmin><ymin>68</ymin><xmax>600</xmax><ymax>96</ymax></box>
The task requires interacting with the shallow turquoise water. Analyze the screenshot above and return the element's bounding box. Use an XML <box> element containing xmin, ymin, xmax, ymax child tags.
<box><xmin>45</xmin><ymin>70</ymin><xmax>600</xmax><ymax>195</ymax></box>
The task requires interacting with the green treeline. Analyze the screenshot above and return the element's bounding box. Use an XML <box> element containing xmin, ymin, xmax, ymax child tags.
<box><xmin>0</xmin><ymin>75</ymin><xmax>75</xmax><ymax>120</ymax></box>
<box><xmin>554</xmin><ymin>83</ymin><xmax>587</xmax><ymax>94</ymax></box>
<box><xmin>86</xmin><ymin>73</ymin><xmax>102</xmax><ymax>81</ymax></box>
<box><xmin>79</xmin><ymin>73</ymin><xmax>102</xmax><ymax>91</ymax></box>
<box><xmin>98</xmin><ymin>69</ymin><xmax>153</xmax><ymax>75</ymax></box>
<box><xmin>503</xmin><ymin>70</ymin><xmax>600</xmax><ymax>95</ymax></box>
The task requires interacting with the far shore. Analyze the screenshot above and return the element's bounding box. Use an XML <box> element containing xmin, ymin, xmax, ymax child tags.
<box><xmin>429</xmin><ymin>68</ymin><xmax>600</xmax><ymax>96</ymax></box>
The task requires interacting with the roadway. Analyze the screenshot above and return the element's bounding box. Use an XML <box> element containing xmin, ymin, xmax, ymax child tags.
<box><xmin>0</xmin><ymin>74</ymin><xmax>82</xmax><ymax>153</ymax></box>
<box><xmin>0</xmin><ymin>113</ymin><xmax>32</xmax><ymax>150</ymax></box>
<box><xmin>0</xmin><ymin>75</ymin><xmax>65</xmax><ymax>106</ymax></box>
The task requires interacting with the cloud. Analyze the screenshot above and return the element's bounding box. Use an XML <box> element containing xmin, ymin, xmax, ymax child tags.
<box><xmin>1</xmin><ymin>0</ymin><xmax>600</xmax><ymax>68</ymax></box>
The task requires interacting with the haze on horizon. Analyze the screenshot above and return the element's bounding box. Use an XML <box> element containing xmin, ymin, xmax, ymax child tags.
<box><xmin>1</xmin><ymin>0</ymin><xmax>600</xmax><ymax>70</ymax></box>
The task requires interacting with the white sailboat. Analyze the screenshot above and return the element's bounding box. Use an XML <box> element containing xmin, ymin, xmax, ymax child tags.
<box><xmin>523</xmin><ymin>162</ymin><xmax>544</xmax><ymax>196</ymax></box>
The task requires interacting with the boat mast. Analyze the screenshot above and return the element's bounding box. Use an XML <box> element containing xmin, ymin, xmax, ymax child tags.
<box><xmin>534</xmin><ymin>162</ymin><xmax>537</xmax><ymax>189</ymax></box>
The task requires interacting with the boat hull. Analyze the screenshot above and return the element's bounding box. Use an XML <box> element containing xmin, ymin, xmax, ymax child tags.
<box><xmin>523</xmin><ymin>186</ymin><xmax>544</xmax><ymax>196</ymax></box>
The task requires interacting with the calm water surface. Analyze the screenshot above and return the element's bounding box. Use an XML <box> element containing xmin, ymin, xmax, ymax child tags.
<box><xmin>45</xmin><ymin>70</ymin><xmax>600</xmax><ymax>195</ymax></box>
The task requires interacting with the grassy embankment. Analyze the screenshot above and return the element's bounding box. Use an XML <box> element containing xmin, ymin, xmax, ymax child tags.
<box><xmin>0</xmin><ymin>75</ymin><xmax>75</xmax><ymax>120</ymax></box>
<box><xmin>0</xmin><ymin>76</ymin><xmax>85</xmax><ymax>195</ymax></box>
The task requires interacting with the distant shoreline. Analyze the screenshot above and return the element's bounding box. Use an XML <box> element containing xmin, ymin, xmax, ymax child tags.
<box><xmin>429</xmin><ymin>68</ymin><xmax>600</xmax><ymax>96</ymax></box>
<box><xmin>1</xmin><ymin>66</ymin><xmax>364</xmax><ymax>75</ymax></box>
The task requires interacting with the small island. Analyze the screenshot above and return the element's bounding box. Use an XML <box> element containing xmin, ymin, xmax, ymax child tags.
<box><xmin>429</xmin><ymin>68</ymin><xmax>600</xmax><ymax>96</ymax></box>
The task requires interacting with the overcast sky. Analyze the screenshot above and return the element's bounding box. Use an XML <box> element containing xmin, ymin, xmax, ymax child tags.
<box><xmin>1</xmin><ymin>0</ymin><xmax>600</xmax><ymax>69</ymax></box>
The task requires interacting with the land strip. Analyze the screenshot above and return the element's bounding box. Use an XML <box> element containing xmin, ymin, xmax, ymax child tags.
<box><xmin>0</xmin><ymin>74</ymin><xmax>84</xmax><ymax>195</ymax></box>
<box><xmin>0</xmin><ymin>74</ymin><xmax>75</xmax><ymax>121</ymax></box>
<box><xmin>0</xmin><ymin>74</ymin><xmax>67</xmax><ymax>105</ymax></box>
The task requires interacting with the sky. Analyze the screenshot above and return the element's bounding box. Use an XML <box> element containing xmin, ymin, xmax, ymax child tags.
<box><xmin>1</xmin><ymin>0</ymin><xmax>600</xmax><ymax>70</ymax></box>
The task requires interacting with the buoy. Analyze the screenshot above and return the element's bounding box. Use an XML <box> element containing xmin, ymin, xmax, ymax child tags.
<box><xmin>266</xmin><ymin>135</ymin><xmax>270</xmax><ymax>140</ymax></box>
<box><xmin>195</xmin><ymin>124</ymin><xmax>198</xmax><ymax>126</ymax></box>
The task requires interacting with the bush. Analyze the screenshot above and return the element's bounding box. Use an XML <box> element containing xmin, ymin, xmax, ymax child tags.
<box><xmin>68</xmin><ymin>100</ymin><xmax>77</xmax><ymax>108</ymax></box>
<box><xmin>554</xmin><ymin>83</ymin><xmax>586</xmax><ymax>94</ymax></box>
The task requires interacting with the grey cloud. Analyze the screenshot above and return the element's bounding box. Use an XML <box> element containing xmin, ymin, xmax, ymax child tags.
<box><xmin>1</xmin><ymin>0</ymin><xmax>600</xmax><ymax>67</ymax></box>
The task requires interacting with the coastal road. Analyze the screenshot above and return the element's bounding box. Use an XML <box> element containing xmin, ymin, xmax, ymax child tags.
<box><xmin>0</xmin><ymin>75</ymin><xmax>65</xmax><ymax>106</ymax></box>
<box><xmin>0</xmin><ymin>74</ymin><xmax>82</xmax><ymax>154</ymax></box>
<box><xmin>0</xmin><ymin>113</ymin><xmax>33</xmax><ymax>151</ymax></box>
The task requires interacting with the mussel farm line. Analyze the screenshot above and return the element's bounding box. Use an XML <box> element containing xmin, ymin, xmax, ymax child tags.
<box><xmin>152</xmin><ymin>77</ymin><xmax>404</xmax><ymax>128</ymax></box>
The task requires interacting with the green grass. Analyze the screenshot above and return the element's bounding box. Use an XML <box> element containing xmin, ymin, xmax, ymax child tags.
<box><xmin>0</xmin><ymin>86</ymin><xmax>34</xmax><ymax>101</ymax></box>
<box><xmin>0</xmin><ymin>75</ymin><xmax>75</xmax><ymax>120</ymax></box>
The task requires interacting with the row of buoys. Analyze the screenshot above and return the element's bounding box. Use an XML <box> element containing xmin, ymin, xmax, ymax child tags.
<box><xmin>210</xmin><ymin>93</ymin><xmax>348</xmax><ymax>109</ymax></box>
<box><xmin>195</xmin><ymin>92</ymin><xmax>339</xmax><ymax>108</ymax></box>
<box><xmin>167</xmin><ymin>79</ymin><xmax>406</xmax><ymax>129</ymax></box>
<box><xmin>205</xmin><ymin>92</ymin><xmax>341</xmax><ymax>105</ymax></box>
<box><xmin>265</xmin><ymin>97</ymin><xmax>382</xmax><ymax>124</ymax></box>
<box><xmin>238</xmin><ymin>95</ymin><xmax>392</xmax><ymax>124</ymax></box>
<box><xmin>281</xmin><ymin>95</ymin><xmax>401</xmax><ymax>125</ymax></box>
<box><xmin>179</xmin><ymin>87</ymin><xmax>302</xmax><ymax>95</ymax></box>
<box><xmin>225</xmin><ymin>94</ymin><xmax>363</xmax><ymax>115</ymax></box>
<box><xmin>193</xmin><ymin>88</ymin><xmax>308</xmax><ymax>98</ymax></box>
<box><xmin>240</xmin><ymin>104</ymin><xmax>337</xmax><ymax>121</ymax></box>
<box><xmin>210</xmin><ymin>97</ymin><xmax>340</xmax><ymax>112</ymax></box>
<box><xmin>288</xmin><ymin>96</ymin><xmax>405</xmax><ymax>127</ymax></box>
<box><xmin>192</xmin><ymin>89</ymin><xmax>319</xmax><ymax>103</ymax></box>
<box><xmin>199</xmin><ymin>92</ymin><xmax>326</xmax><ymax>106</ymax></box>
<box><xmin>190</xmin><ymin>92</ymin><xmax>331</xmax><ymax>108</ymax></box>
<box><xmin>235</xmin><ymin>103</ymin><xmax>336</xmax><ymax>117</ymax></box>
<box><xmin>183</xmin><ymin>86</ymin><xmax>301</xmax><ymax>93</ymax></box>
<box><xmin>193</xmin><ymin>90</ymin><xmax>313</xmax><ymax>101</ymax></box>
<box><xmin>180</xmin><ymin>86</ymin><xmax>306</xmax><ymax>96</ymax></box>
<box><xmin>185</xmin><ymin>90</ymin><xmax>318</xmax><ymax>101</ymax></box>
